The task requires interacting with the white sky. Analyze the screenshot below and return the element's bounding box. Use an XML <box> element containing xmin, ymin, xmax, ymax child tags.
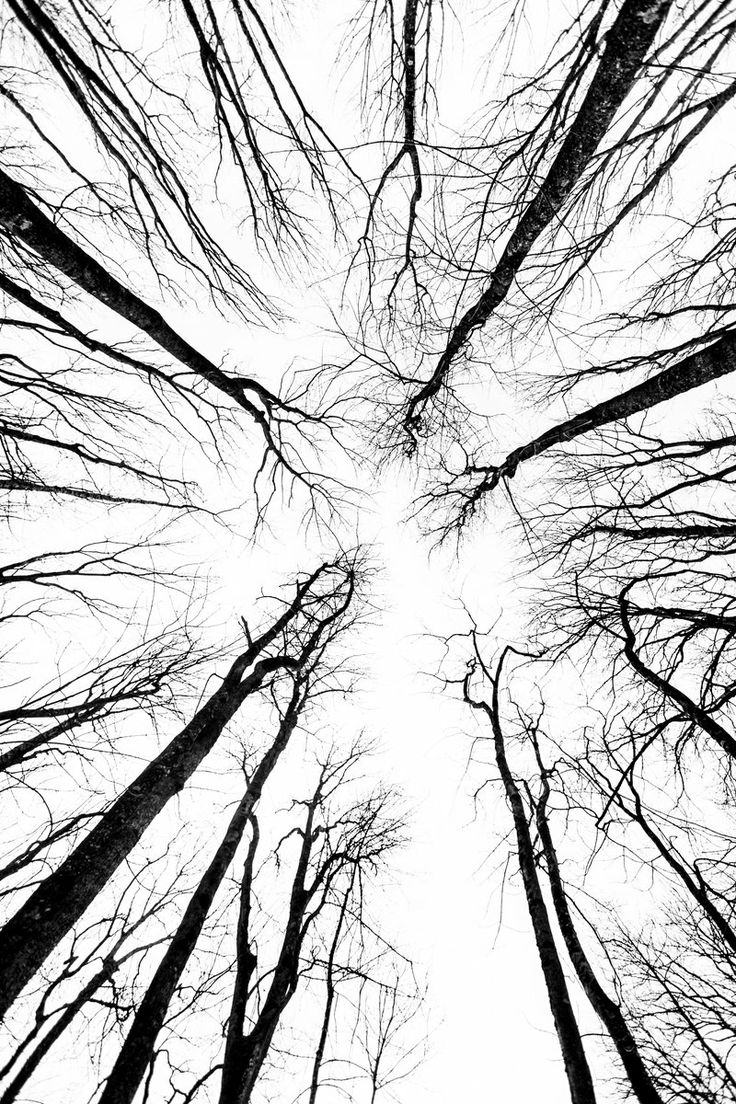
<box><xmin>3</xmin><ymin>1</ymin><xmax>733</xmax><ymax>1102</ymax></box>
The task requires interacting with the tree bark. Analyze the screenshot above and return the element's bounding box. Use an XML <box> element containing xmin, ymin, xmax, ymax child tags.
<box><xmin>464</xmin><ymin>656</ymin><xmax>597</xmax><ymax>1104</ymax></box>
<box><xmin>0</xmin><ymin>650</ymin><xmax>290</xmax><ymax>1018</ymax></box>
<box><xmin>405</xmin><ymin>0</ymin><xmax>672</xmax><ymax>433</ymax></box>
<box><xmin>535</xmin><ymin>779</ymin><xmax>663</xmax><ymax>1104</ymax></box>
<box><xmin>98</xmin><ymin>684</ymin><xmax>304</xmax><ymax>1104</ymax></box>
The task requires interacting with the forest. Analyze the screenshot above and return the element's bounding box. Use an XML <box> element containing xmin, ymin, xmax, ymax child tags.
<box><xmin>0</xmin><ymin>1</ymin><xmax>735</xmax><ymax>1101</ymax></box>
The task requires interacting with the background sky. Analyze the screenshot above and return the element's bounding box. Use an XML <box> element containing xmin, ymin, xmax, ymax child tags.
<box><xmin>3</xmin><ymin>1</ymin><xmax>727</xmax><ymax>1100</ymax></box>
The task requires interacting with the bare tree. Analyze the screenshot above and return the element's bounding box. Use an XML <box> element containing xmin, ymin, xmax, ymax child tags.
<box><xmin>0</xmin><ymin>554</ymin><xmax>360</xmax><ymax>1018</ymax></box>
<box><xmin>4</xmin><ymin>1</ymin><xmax>736</xmax><ymax>1099</ymax></box>
<box><xmin>217</xmin><ymin>744</ymin><xmax>405</xmax><ymax>1104</ymax></box>
<box><xmin>462</xmin><ymin>645</ymin><xmax>597</xmax><ymax>1104</ymax></box>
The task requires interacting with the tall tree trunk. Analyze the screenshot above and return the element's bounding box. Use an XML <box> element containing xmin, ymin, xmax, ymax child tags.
<box><xmin>405</xmin><ymin>0</ymin><xmax>673</xmax><ymax>434</ymax></box>
<box><xmin>0</xmin><ymin>652</ymin><xmax>288</xmax><ymax>1018</ymax></box>
<box><xmin>535</xmin><ymin>777</ymin><xmax>663</xmax><ymax>1104</ymax></box>
<box><xmin>220</xmin><ymin>797</ymin><xmax>318</xmax><ymax>1104</ymax></box>
<box><xmin>0</xmin><ymin>562</ymin><xmax>336</xmax><ymax>1015</ymax></box>
<box><xmin>99</xmin><ymin>682</ymin><xmax>304</xmax><ymax>1104</ymax></box>
<box><xmin>98</xmin><ymin>799</ymin><xmax>253</xmax><ymax>1104</ymax></box>
<box><xmin>463</xmin><ymin>330</ymin><xmax>736</xmax><ymax>509</ymax></box>
<box><xmin>307</xmin><ymin>877</ymin><xmax>352</xmax><ymax>1104</ymax></box>
<box><xmin>464</xmin><ymin>655</ymin><xmax>597</xmax><ymax>1104</ymax></box>
<box><xmin>219</xmin><ymin>819</ymin><xmax>260</xmax><ymax>1104</ymax></box>
<box><xmin>0</xmin><ymin>168</ymin><xmax>277</xmax><ymax>419</ymax></box>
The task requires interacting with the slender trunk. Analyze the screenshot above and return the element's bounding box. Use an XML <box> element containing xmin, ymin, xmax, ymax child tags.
<box><xmin>219</xmin><ymin>823</ymin><xmax>260</xmax><ymax>1104</ymax></box>
<box><xmin>535</xmin><ymin>782</ymin><xmax>663</xmax><ymax>1104</ymax></box>
<box><xmin>98</xmin><ymin>797</ymin><xmax>253</xmax><ymax>1104</ymax></box>
<box><xmin>619</xmin><ymin>593</ymin><xmax>736</xmax><ymax>762</ymax></box>
<box><xmin>0</xmin><ymin>653</ymin><xmax>288</xmax><ymax>1018</ymax></box>
<box><xmin>470</xmin><ymin>330</ymin><xmax>736</xmax><ymax>503</ymax></box>
<box><xmin>405</xmin><ymin>0</ymin><xmax>672</xmax><ymax>432</ymax></box>
<box><xmin>611</xmin><ymin>783</ymin><xmax>736</xmax><ymax>956</ymax></box>
<box><xmin>220</xmin><ymin>800</ymin><xmax>317</xmax><ymax>1104</ymax></box>
<box><xmin>100</xmin><ymin>685</ymin><xmax>303</xmax><ymax>1104</ymax></box>
<box><xmin>0</xmin><ymin>961</ymin><xmax>114</xmax><ymax>1104</ymax></box>
<box><xmin>0</xmin><ymin>712</ymin><xmax>98</xmax><ymax>773</ymax></box>
<box><xmin>308</xmin><ymin>878</ymin><xmax>352</xmax><ymax>1104</ymax></box>
<box><xmin>465</xmin><ymin>660</ymin><xmax>597</xmax><ymax>1104</ymax></box>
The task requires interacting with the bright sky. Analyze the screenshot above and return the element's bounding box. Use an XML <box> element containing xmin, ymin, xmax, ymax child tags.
<box><xmin>3</xmin><ymin>2</ymin><xmax>733</xmax><ymax>1102</ymax></box>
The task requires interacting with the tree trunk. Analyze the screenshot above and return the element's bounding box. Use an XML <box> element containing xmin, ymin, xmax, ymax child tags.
<box><xmin>98</xmin><ymin>797</ymin><xmax>254</xmax><ymax>1104</ymax></box>
<box><xmin>308</xmin><ymin>878</ymin><xmax>351</xmax><ymax>1104</ymax></box>
<box><xmin>469</xmin><ymin>330</ymin><xmax>736</xmax><ymax>505</ymax></box>
<box><xmin>619</xmin><ymin>592</ymin><xmax>736</xmax><ymax>763</ymax></box>
<box><xmin>0</xmin><ymin>653</ymin><xmax>289</xmax><ymax>1018</ymax></box>
<box><xmin>99</xmin><ymin>684</ymin><xmax>304</xmax><ymax>1104</ymax></box>
<box><xmin>465</xmin><ymin>658</ymin><xmax>597</xmax><ymax>1104</ymax></box>
<box><xmin>0</xmin><ymin>963</ymin><xmax>114</xmax><ymax>1104</ymax></box>
<box><xmin>220</xmin><ymin>797</ymin><xmax>317</xmax><ymax>1104</ymax></box>
<box><xmin>535</xmin><ymin>780</ymin><xmax>663</xmax><ymax>1104</ymax></box>
<box><xmin>0</xmin><ymin>168</ymin><xmax>274</xmax><ymax>417</ymax></box>
<box><xmin>405</xmin><ymin>0</ymin><xmax>672</xmax><ymax>433</ymax></box>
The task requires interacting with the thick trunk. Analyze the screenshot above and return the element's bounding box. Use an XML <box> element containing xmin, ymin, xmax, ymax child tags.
<box><xmin>590</xmin><ymin>522</ymin><xmax>736</xmax><ymax>542</ymax></box>
<box><xmin>98</xmin><ymin>797</ymin><xmax>254</xmax><ymax>1104</ymax></box>
<box><xmin>0</xmin><ymin>654</ymin><xmax>288</xmax><ymax>1018</ymax></box>
<box><xmin>100</xmin><ymin>687</ymin><xmax>303</xmax><ymax>1104</ymax></box>
<box><xmin>0</xmin><ymin>168</ymin><xmax>273</xmax><ymax>416</ymax></box>
<box><xmin>536</xmin><ymin>787</ymin><xmax>663</xmax><ymax>1104</ymax></box>
<box><xmin>405</xmin><ymin>0</ymin><xmax>672</xmax><ymax>432</ymax></box>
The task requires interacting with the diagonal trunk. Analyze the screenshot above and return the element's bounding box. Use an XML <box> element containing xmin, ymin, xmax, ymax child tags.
<box><xmin>0</xmin><ymin>960</ymin><xmax>115</xmax><ymax>1104</ymax></box>
<box><xmin>462</xmin><ymin>329</ymin><xmax>736</xmax><ymax>511</ymax></box>
<box><xmin>0</xmin><ymin>168</ymin><xmax>276</xmax><ymax>420</ymax></box>
<box><xmin>607</xmin><ymin>775</ymin><xmax>736</xmax><ymax>956</ymax></box>
<box><xmin>0</xmin><ymin>652</ymin><xmax>290</xmax><ymax>1019</ymax></box>
<box><xmin>0</xmin><ymin>709</ymin><xmax>104</xmax><ymax>773</ymax></box>
<box><xmin>464</xmin><ymin>657</ymin><xmax>597</xmax><ymax>1104</ymax></box>
<box><xmin>98</xmin><ymin>682</ymin><xmax>304</xmax><ymax>1104</ymax></box>
<box><xmin>619</xmin><ymin>591</ymin><xmax>736</xmax><ymax>763</ymax></box>
<box><xmin>405</xmin><ymin>0</ymin><xmax>673</xmax><ymax>435</ymax></box>
<box><xmin>98</xmin><ymin>798</ymin><xmax>253</xmax><ymax>1104</ymax></box>
<box><xmin>535</xmin><ymin>779</ymin><xmax>663</xmax><ymax>1104</ymax></box>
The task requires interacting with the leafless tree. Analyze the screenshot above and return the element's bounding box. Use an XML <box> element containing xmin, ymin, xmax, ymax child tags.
<box><xmin>3</xmin><ymin>0</ymin><xmax>736</xmax><ymax>1099</ymax></box>
<box><xmin>0</xmin><ymin>553</ymin><xmax>362</xmax><ymax>1018</ymax></box>
<box><xmin>456</xmin><ymin>631</ymin><xmax>736</xmax><ymax>1102</ymax></box>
